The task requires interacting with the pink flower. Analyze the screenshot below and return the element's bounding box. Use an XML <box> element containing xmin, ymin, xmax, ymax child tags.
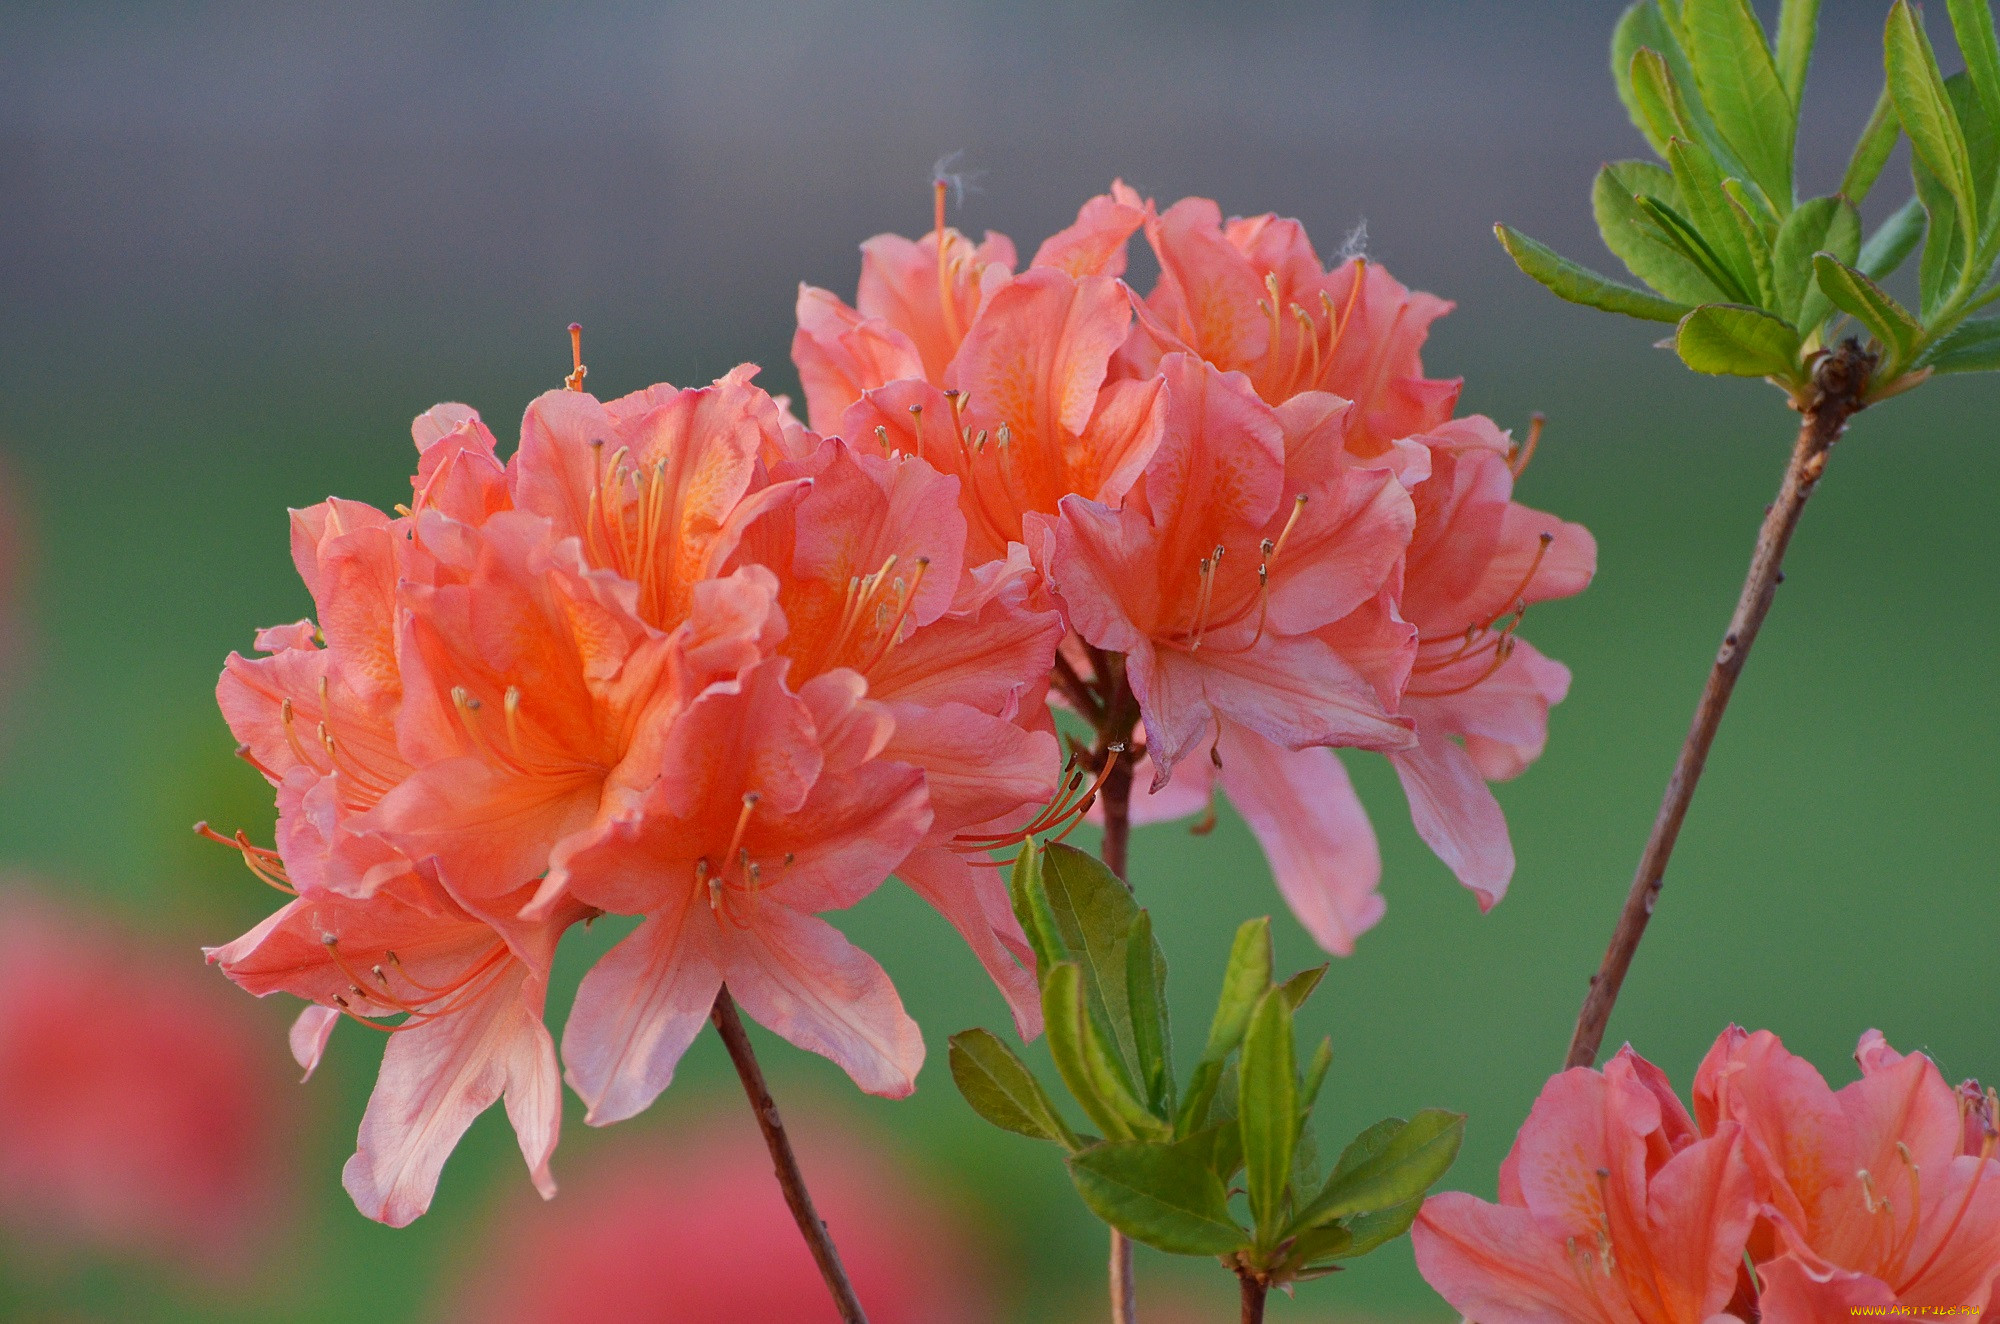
<box><xmin>208</xmin><ymin>871</ymin><xmax>589</xmax><ymax>1227</ymax></box>
<box><xmin>1050</xmin><ymin>355</ymin><xmax>1416</xmax><ymax>780</ymax></box>
<box><xmin>510</xmin><ymin>376</ymin><xmax>1063</xmax><ymax>1035</ymax></box>
<box><xmin>1413</xmin><ymin>1045</ymin><xmax>1758</xmax><ymax>1324</ymax></box>
<box><xmin>0</xmin><ymin>889</ymin><xmax>293</xmax><ymax>1270</ymax></box>
<box><xmin>1096</xmin><ymin>187</ymin><xmax>1594</xmax><ymax>925</ymax></box>
<box><xmin>793</xmin><ymin>203</ymin><xmax>1018</xmax><ymax>433</ymax></box>
<box><xmin>544</xmin><ymin>657</ymin><xmax>932</xmax><ymax>1122</ymax></box>
<box><xmin>1382</xmin><ymin>415</ymin><xmax>1595</xmax><ymax>906</ymax></box>
<box><xmin>1696</xmin><ymin>1028</ymin><xmax>2000</xmax><ymax>1321</ymax></box>
<box><xmin>729</xmin><ymin>437</ymin><xmax>1064</xmax><ymax>1036</ymax></box>
<box><xmin>1121</xmin><ymin>192</ymin><xmax>1462</xmax><ymax>455</ymax></box>
<box><xmin>445</xmin><ymin>1108</ymin><xmax>994</xmax><ymax>1324</ymax></box>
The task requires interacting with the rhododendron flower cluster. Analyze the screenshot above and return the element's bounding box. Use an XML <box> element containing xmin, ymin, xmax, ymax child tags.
<box><xmin>1413</xmin><ymin>1027</ymin><xmax>2000</xmax><ymax>1323</ymax></box>
<box><xmin>208</xmin><ymin>184</ymin><xmax>1594</xmax><ymax>1225</ymax></box>
<box><xmin>797</xmin><ymin>182</ymin><xmax>1595</xmax><ymax>950</ymax></box>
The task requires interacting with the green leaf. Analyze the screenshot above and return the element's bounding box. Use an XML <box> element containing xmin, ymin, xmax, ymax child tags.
<box><xmin>1922</xmin><ymin>316</ymin><xmax>2000</xmax><ymax>371</ymax></box>
<box><xmin>1775</xmin><ymin>0</ymin><xmax>1821</xmax><ymax>110</ymax></box>
<box><xmin>1949</xmin><ymin>71</ymin><xmax>2000</xmax><ymax>219</ymax></box>
<box><xmin>1594</xmin><ymin>162</ymin><xmax>1724</xmax><ymax>303</ymax></box>
<box><xmin>1299</xmin><ymin>1036</ymin><xmax>1334</xmax><ymax>1120</ymax></box>
<box><xmin>1123</xmin><ymin>911</ymin><xmax>1174</xmax><ymax>1116</ymax></box>
<box><xmin>1947</xmin><ymin>0</ymin><xmax>2000</xmax><ymax>144</ymax></box>
<box><xmin>1277</xmin><ymin>964</ymin><xmax>1328</xmax><ymax>1013</ymax></box>
<box><xmin>1665</xmin><ymin>137</ymin><xmax>1763</xmax><ymax>303</ymax></box>
<box><xmin>1494</xmin><ymin>224</ymin><xmax>1693</xmax><ymax>322</ymax></box>
<box><xmin>1007</xmin><ymin>842</ymin><xmax>1065</xmax><ymax>974</ymax></box>
<box><xmin>1330</xmin><ymin>1196</ymin><xmax>1426</xmax><ymax>1259</ymax></box>
<box><xmin>1844</xmin><ymin>86</ymin><xmax>1902</xmax><ymax>204</ymax></box>
<box><xmin>1859</xmin><ymin>194</ymin><xmax>1928</xmax><ymax>279</ymax></box>
<box><xmin>1723</xmin><ymin>179</ymin><xmax>1777</xmax><ymax>303</ymax></box>
<box><xmin>1615</xmin><ymin>3</ymin><xmax>1697</xmax><ymax>154</ymax></box>
<box><xmin>1915</xmin><ymin>153</ymin><xmax>1969</xmax><ymax>318</ymax></box>
<box><xmin>1887</xmin><ymin>0</ymin><xmax>1980</xmax><ymax>240</ymax></box>
<box><xmin>948</xmin><ymin>1029</ymin><xmax>1080</xmax><ymax>1149</ymax></box>
<box><xmin>1283</xmin><ymin>1224</ymin><xmax>1355</xmax><ymax>1275</ymax></box>
<box><xmin>1176</xmin><ymin>1058</ymin><xmax>1224</xmax><ymax>1137</ymax></box>
<box><xmin>1203</xmin><ymin>917</ymin><xmax>1272</xmax><ymax>1062</ymax></box>
<box><xmin>1618</xmin><ymin>5</ymin><xmax>1745</xmax><ymax>174</ymax></box>
<box><xmin>1814</xmin><ymin>253</ymin><xmax>1924</xmax><ymax>366</ymax></box>
<box><xmin>1239</xmin><ymin>990</ymin><xmax>1297</xmax><ymax>1246</ymax></box>
<box><xmin>1288</xmin><ymin>1116</ymin><xmax>1323</xmax><ymax>1209</ymax></box>
<box><xmin>1684</xmin><ymin>0</ymin><xmax>1796</xmax><ymax>206</ymax></box>
<box><xmin>1675</xmin><ymin>303</ymin><xmax>1805</xmax><ymax>378</ymax></box>
<box><xmin>1775</xmin><ymin>195</ymin><xmax>1862</xmax><ymax>327</ymax></box>
<box><xmin>1043</xmin><ymin>963</ymin><xmax>1159</xmax><ymax>1140</ymax></box>
<box><xmin>1292</xmin><ymin>1110</ymin><xmax>1466</xmax><ymax>1232</ymax></box>
<box><xmin>1068</xmin><ymin>1138</ymin><xmax>1246</xmax><ymax>1256</ymax></box>
<box><xmin>1038</xmin><ymin>844</ymin><xmax>1144</xmax><ymax>1080</ymax></box>
<box><xmin>1636</xmin><ymin>194</ymin><xmax>1757</xmax><ymax>302</ymax></box>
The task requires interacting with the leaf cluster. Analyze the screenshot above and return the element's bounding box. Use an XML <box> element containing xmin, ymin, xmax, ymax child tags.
<box><xmin>948</xmin><ymin>844</ymin><xmax>1463</xmax><ymax>1289</ymax></box>
<box><xmin>1498</xmin><ymin>0</ymin><xmax>2000</xmax><ymax>400</ymax></box>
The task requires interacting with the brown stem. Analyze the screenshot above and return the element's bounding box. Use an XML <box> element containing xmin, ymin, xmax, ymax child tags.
<box><xmin>1092</xmin><ymin>656</ymin><xmax>1140</xmax><ymax>1323</ymax></box>
<box><xmin>1239</xmin><ymin>1272</ymin><xmax>1268</xmax><ymax>1324</ymax></box>
<box><xmin>710</xmin><ymin>987</ymin><xmax>870</xmax><ymax>1324</ymax></box>
<box><xmin>1565</xmin><ymin>344</ymin><xmax>1874</xmax><ymax>1069</ymax></box>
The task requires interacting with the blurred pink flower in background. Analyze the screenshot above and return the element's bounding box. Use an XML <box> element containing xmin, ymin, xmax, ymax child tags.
<box><xmin>0</xmin><ymin>887</ymin><xmax>295</xmax><ymax>1274</ymax></box>
<box><xmin>446</xmin><ymin>1104</ymin><xmax>994</xmax><ymax>1324</ymax></box>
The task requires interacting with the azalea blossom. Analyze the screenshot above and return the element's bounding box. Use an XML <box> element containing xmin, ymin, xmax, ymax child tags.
<box><xmin>0</xmin><ymin>889</ymin><xmax>293</xmax><ymax>1270</ymax></box>
<box><xmin>1413</xmin><ymin>1045</ymin><xmax>1758</xmax><ymax>1324</ymax></box>
<box><xmin>209</xmin><ymin>870</ymin><xmax>589</xmax><ymax>1227</ymax></box>
<box><xmin>1091</xmin><ymin>187</ymin><xmax>1594</xmax><ymax>928</ymax></box>
<box><xmin>211</xmin><ymin>367</ymin><xmax>1069</xmax><ymax>1221</ymax></box>
<box><xmin>446</xmin><ymin>1110</ymin><xmax>993</xmax><ymax>1324</ymax></box>
<box><xmin>1415</xmin><ymin>1028</ymin><xmax>2000</xmax><ymax>1324</ymax></box>
<box><xmin>1696</xmin><ymin>1028</ymin><xmax>2000</xmax><ymax>1321</ymax></box>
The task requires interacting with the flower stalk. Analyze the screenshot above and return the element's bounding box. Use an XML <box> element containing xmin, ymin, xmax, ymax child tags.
<box><xmin>1090</xmin><ymin>656</ymin><xmax>1140</xmax><ymax>1324</ymax></box>
<box><xmin>710</xmin><ymin>987</ymin><xmax>870</xmax><ymax>1324</ymax></box>
<box><xmin>1565</xmin><ymin>340</ymin><xmax>1875</xmax><ymax>1068</ymax></box>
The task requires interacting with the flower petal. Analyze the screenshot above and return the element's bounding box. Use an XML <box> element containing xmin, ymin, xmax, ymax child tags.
<box><xmin>562</xmin><ymin>885</ymin><xmax>724</xmax><ymax>1127</ymax></box>
<box><xmin>718</xmin><ymin>906</ymin><xmax>924</xmax><ymax>1099</ymax></box>
<box><xmin>1213</xmin><ymin>724</ymin><xmax>1384</xmax><ymax>956</ymax></box>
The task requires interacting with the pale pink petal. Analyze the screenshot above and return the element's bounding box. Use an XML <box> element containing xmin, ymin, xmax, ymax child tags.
<box><xmin>792</xmin><ymin>285</ymin><xmax>925</xmax><ymax>432</ymax></box>
<box><xmin>1031</xmin><ymin>188</ymin><xmax>1148</xmax><ymax>279</ymax></box>
<box><xmin>289</xmin><ymin>1005</ymin><xmax>340</xmax><ymax>1082</ymax></box>
<box><xmin>1214</xmin><ymin>724</ymin><xmax>1384</xmax><ymax>956</ymax></box>
<box><xmin>1141</xmin><ymin>197</ymin><xmax>1274</xmax><ymax>373</ymax></box>
<box><xmin>1413</xmin><ymin>1193</ymin><xmax>1641</xmax><ymax>1324</ymax></box>
<box><xmin>1146</xmin><ymin>633</ymin><xmax>1414</xmax><ymax>777</ymax></box>
<box><xmin>1509</xmin><ymin>1067</ymin><xmax>1612</xmax><ymax>1241</ymax></box>
<box><xmin>341</xmin><ymin>960</ymin><xmax>557</xmax><ymax>1227</ymax></box>
<box><xmin>1390</xmin><ymin>721</ymin><xmax>1514</xmax><ymax>909</ymax></box>
<box><xmin>946</xmin><ymin>269</ymin><xmax>1134</xmax><ymax>473</ymax></box>
<box><xmin>897</xmin><ymin>847</ymin><xmax>1041</xmax><ymax>1040</ymax></box>
<box><xmin>562</xmin><ymin>886</ymin><xmax>724</xmax><ymax>1127</ymax></box>
<box><xmin>1645</xmin><ymin>1128</ymin><xmax>1759</xmax><ymax>1323</ymax></box>
<box><xmin>718</xmin><ymin>905</ymin><xmax>924</xmax><ymax>1099</ymax></box>
<box><xmin>1755</xmin><ymin>1255</ymin><xmax>1899</xmax><ymax>1324</ymax></box>
<box><xmin>881</xmin><ymin>702</ymin><xmax>1057</xmax><ymax>836</ymax></box>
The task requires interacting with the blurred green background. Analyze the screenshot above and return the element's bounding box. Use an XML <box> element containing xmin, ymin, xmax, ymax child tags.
<box><xmin>0</xmin><ymin>2</ymin><xmax>1994</xmax><ymax>1320</ymax></box>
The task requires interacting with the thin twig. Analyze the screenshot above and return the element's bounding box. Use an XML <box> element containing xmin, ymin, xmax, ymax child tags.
<box><xmin>1052</xmin><ymin>650</ymin><xmax>1104</xmax><ymax>723</ymax></box>
<box><xmin>1092</xmin><ymin>657</ymin><xmax>1140</xmax><ymax>1323</ymax></box>
<box><xmin>1239</xmin><ymin>1272</ymin><xmax>1268</xmax><ymax>1324</ymax></box>
<box><xmin>1565</xmin><ymin>343</ymin><xmax>1875</xmax><ymax>1069</ymax></box>
<box><xmin>710</xmin><ymin>987</ymin><xmax>870</xmax><ymax>1323</ymax></box>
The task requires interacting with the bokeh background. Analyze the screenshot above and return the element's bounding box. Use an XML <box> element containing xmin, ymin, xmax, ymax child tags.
<box><xmin>1</xmin><ymin>1</ymin><xmax>1995</xmax><ymax>1320</ymax></box>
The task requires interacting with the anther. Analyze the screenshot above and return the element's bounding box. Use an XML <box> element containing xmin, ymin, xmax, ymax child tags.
<box><xmin>566</xmin><ymin>324</ymin><xmax>588</xmax><ymax>392</ymax></box>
